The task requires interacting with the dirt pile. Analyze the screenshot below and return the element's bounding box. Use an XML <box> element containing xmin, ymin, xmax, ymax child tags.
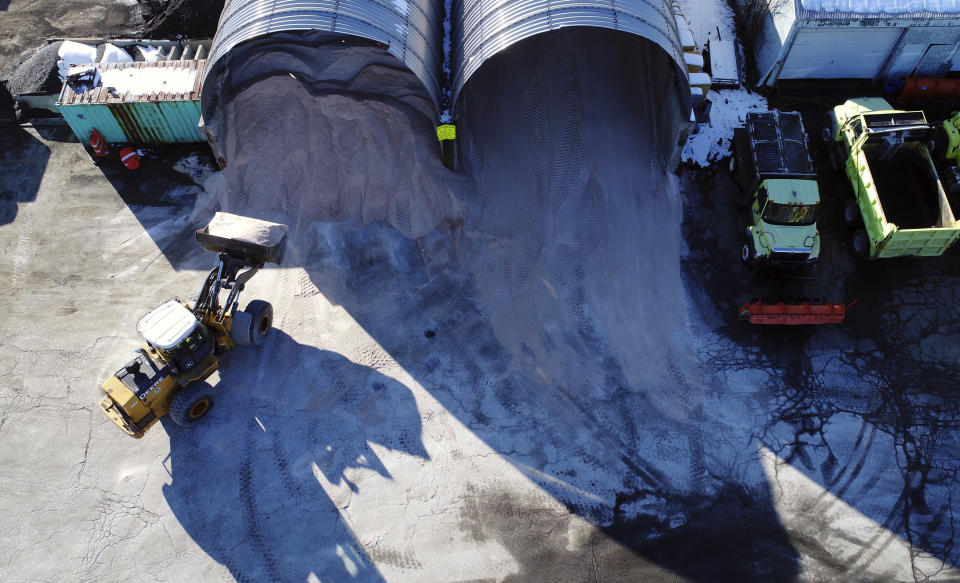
<box><xmin>138</xmin><ymin>0</ymin><xmax>225</xmax><ymax>39</ymax></box>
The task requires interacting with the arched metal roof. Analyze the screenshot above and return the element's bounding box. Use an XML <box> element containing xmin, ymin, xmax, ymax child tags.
<box><xmin>451</xmin><ymin>0</ymin><xmax>687</xmax><ymax>105</ymax></box>
<box><xmin>202</xmin><ymin>0</ymin><xmax>443</xmax><ymax>117</ymax></box>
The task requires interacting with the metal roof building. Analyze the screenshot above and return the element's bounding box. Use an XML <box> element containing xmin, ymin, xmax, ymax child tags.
<box><xmin>201</xmin><ymin>0</ymin><xmax>689</xmax><ymax>123</ymax></box>
<box><xmin>450</xmin><ymin>0</ymin><xmax>688</xmax><ymax>107</ymax></box>
<box><xmin>756</xmin><ymin>0</ymin><xmax>960</xmax><ymax>86</ymax></box>
<box><xmin>201</xmin><ymin>0</ymin><xmax>444</xmax><ymax>116</ymax></box>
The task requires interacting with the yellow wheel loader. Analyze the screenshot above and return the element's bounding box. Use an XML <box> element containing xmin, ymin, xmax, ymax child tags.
<box><xmin>98</xmin><ymin>213</ymin><xmax>288</xmax><ymax>438</ymax></box>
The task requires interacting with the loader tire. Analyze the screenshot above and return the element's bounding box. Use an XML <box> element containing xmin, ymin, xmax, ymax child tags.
<box><xmin>842</xmin><ymin>199</ymin><xmax>863</xmax><ymax>227</ymax></box>
<box><xmin>245</xmin><ymin>300</ymin><xmax>273</xmax><ymax>346</ymax></box>
<box><xmin>231</xmin><ymin>310</ymin><xmax>253</xmax><ymax>346</ymax></box>
<box><xmin>169</xmin><ymin>381</ymin><xmax>215</xmax><ymax>426</ymax></box>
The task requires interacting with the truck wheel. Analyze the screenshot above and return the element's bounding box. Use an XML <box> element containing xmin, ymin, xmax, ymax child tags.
<box><xmin>842</xmin><ymin>199</ymin><xmax>863</xmax><ymax>227</ymax></box>
<box><xmin>851</xmin><ymin>229</ymin><xmax>870</xmax><ymax>258</ymax></box>
<box><xmin>231</xmin><ymin>310</ymin><xmax>253</xmax><ymax>345</ymax></box>
<box><xmin>169</xmin><ymin>381</ymin><xmax>215</xmax><ymax>426</ymax></box>
<box><xmin>741</xmin><ymin>241</ymin><xmax>754</xmax><ymax>263</ymax></box>
<box><xmin>244</xmin><ymin>300</ymin><xmax>273</xmax><ymax>346</ymax></box>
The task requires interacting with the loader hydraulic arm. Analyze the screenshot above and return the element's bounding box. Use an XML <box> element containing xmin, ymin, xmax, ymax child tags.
<box><xmin>192</xmin><ymin>253</ymin><xmax>262</xmax><ymax>322</ymax></box>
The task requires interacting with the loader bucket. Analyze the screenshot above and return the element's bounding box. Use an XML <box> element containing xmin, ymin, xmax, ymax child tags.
<box><xmin>738</xmin><ymin>301</ymin><xmax>853</xmax><ymax>325</ymax></box>
<box><xmin>196</xmin><ymin>212</ymin><xmax>289</xmax><ymax>265</ymax></box>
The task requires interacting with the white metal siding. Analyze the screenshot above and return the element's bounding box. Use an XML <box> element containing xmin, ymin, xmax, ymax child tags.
<box><xmin>780</xmin><ymin>27</ymin><xmax>902</xmax><ymax>78</ymax></box>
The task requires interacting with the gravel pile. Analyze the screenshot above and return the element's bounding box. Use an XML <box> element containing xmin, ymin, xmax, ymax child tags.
<box><xmin>0</xmin><ymin>82</ymin><xmax>14</xmax><ymax>122</ymax></box>
<box><xmin>5</xmin><ymin>42</ymin><xmax>62</xmax><ymax>96</ymax></box>
<box><xmin>139</xmin><ymin>0</ymin><xmax>225</xmax><ymax>38</ymax></box>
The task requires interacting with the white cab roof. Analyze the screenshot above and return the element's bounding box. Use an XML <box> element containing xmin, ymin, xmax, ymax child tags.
<box><xmin>137</xmin><ymin>300</ymin><xmax>199</xmax><ymax>349</ymax></box>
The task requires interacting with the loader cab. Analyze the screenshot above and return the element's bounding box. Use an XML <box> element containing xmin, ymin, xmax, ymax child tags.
<box><xmin>137</xmin><ymin>300</ymin><xmax>214</xmax><ymax>373</ymax></box>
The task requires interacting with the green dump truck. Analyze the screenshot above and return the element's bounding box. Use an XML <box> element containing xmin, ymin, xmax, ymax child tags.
<box><xmin>732</xmin><ymin>111</ymin><xmax>821</xmax><ymax>267</ymax></box>
<box><xmin>932</xmin><ymin>110</ymin><xmax>960</xmax><ymax>198</ymax></box>
<box><xmin>830</xmin><ymin>98</ymin><xmax>960</xmax><ymax>258</ymax></box>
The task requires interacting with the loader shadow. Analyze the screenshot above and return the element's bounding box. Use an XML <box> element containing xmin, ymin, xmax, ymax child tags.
<box><xmin>0</xmin><ymin>124</ymin><xmax>49</xmax><ymax>225</ymax></box>
<box><xmin>299</xmin><ymin>219</ymin><xmax>802</xmax><ymax>582</ymax></box>
<box><xmin>162</xmin><ymin>330</ymin><xmax>428</xmax><ymax>582</ymax></box>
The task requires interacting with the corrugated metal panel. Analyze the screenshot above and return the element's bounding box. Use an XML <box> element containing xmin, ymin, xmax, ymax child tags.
<box><xmin>57</xmin><ymin>99</ymin><xmax>205</xmax><ymax>144</ymax></box>
<box><xmin>452</xmin><ymin>0</ymin><xmax>687</xmax><ymax>104</ymax></box>
<box><xmin>779</xmin><ymin>27</ymin><xmax>902</xmax><ymax>78</ymax></box>
<box><xmin>798</xmin><ymin>0</ymin><xmax>960</xmax><ymax>20</ymax></box>
<box><xmin>56</xmin><ymin>60</ymin><xmax>206</xmax><ymax>144</ymax></box>
<box><xmin>202</xmin><ymin>0</ymin><xmax>443</xmax><ymax>116</ymax></box>
<box><xmin>59</xmin><ymin>60</ymin><xmax>204</xmax><ymax>104</ymax></box>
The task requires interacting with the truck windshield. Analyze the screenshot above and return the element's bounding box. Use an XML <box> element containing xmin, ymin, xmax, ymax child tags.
<box><xmin>763</xmin><ymin>202</ymin><xmax>817</xmax><ymax>226</ymax></box>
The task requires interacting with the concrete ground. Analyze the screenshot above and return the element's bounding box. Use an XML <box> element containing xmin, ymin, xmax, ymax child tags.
<box><xmin>3</xmin><ymin>1</ymin><xmax>960</xmax><ymax>582</ymax></box>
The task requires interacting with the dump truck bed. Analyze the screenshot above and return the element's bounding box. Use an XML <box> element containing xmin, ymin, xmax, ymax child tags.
<box><xmin>836</xmin><ymin>101</ymin><xmax>960</xmax><ymax>258</ymax></box>
<box><xmin>734</xmin><ymin>111</ymin><xmax>816</xmax><ymax>196</ymax></box>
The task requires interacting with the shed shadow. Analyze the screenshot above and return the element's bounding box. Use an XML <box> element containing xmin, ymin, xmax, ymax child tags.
<box><xmin>163</xmin><ymin>329</ymin><xmax>427</xmax><ymax>582</ymax></box>
<box><xmin>298</xmin><ymin>219</ymin><xmax>801</xmax><ymax>582</ymax></box>
<box><xmin>0</xmin><ymin>123</ymin><xmax>49</xmax><ymax>225</ymax></box>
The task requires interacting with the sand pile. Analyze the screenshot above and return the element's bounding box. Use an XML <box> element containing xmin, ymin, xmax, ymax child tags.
<box><xmin>203</xmin><ymin>212</ymin><xmax>288</xmax><ymax>247</ymax></box>
<box><xmin>205</xmin><ymin>36</ymin><xmax>460</xmax><ymax>240</ymax></box>
<box><xmin>456</xmin><ymin>30</ymin><xmax>697</xmax><ymax>391</ymax></box>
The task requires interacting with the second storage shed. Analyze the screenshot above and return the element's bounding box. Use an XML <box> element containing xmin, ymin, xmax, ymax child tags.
<box><xmin>755</xmin><ymin>0</ymin><xmax>960</xmax><ymax>87</ymax></box>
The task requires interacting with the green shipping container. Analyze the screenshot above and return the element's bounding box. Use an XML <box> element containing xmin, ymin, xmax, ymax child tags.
<box><xmin>56</xmin><ymin>59</ymin><xmax>206</xmax><ymax>145</ymax></box>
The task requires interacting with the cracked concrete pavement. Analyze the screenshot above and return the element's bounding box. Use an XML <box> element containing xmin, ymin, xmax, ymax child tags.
<box><xmin>3</xmin><ymin>0</ymin><xmax>960</xmax><ymax>581</ymax></box>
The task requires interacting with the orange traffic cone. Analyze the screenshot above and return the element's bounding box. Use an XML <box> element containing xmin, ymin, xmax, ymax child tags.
<box><xmin>119</xmin><ymin>147</ymin><xmax>140</xmax><ymax>170</ymax></box>
<box><xmin>89</xmin><ymin>129</ymin><xmax>109</xmax><ymax>157</ymax></box>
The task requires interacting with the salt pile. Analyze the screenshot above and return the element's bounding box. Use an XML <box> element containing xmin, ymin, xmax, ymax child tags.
<box><xmin>206</xmin><ymin>39</ymin><xmax>459</xmax><ymax>240</ymax></box>
<box><xmin>456</xmin><ymin>29</ymin><xmax>698</xmax><ymax>391</ymax></box>
<box><xmin>205</xmin><ymin>28</ymin><xmax>700</xmax><ymax>399</ymax></box>
<box><xmin>204</xmin><ymin>212</ymin><xmax>288</xmax><ymax>248</ymax></box>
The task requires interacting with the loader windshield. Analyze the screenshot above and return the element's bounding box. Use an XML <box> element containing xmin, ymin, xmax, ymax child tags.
<box><xmin>762</xmin><ymin>201</ymin><xmax>817</xmax><ymax>226</ymax></box>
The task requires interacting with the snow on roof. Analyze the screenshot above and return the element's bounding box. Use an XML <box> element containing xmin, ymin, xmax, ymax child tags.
<box><xmin>799</xmin><ymin>0</ymin><xmax>960</xmax><ymax>17</ymax></box>
<box><xmin>65</xmin><ymin>61</ymin><xmax>200</xmax><ymax>98</ymax></box>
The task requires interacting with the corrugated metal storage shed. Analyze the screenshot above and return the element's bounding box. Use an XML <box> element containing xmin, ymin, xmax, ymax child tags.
<box><xmin>451</xmin><ymin>0</ymin><xmax>688</xmax><ymax>107</ymax></box>
<box><xmin>201</xmin><ymin>0</ymin><xmax>443</xmax><ymax>114</ymax></box>
<box><xmin>57</xmin><ymin>60</ymin><xmax>206</xmax><ymax>144</ymax></box>
<box><xmin>755</xmin><ymin>0</ymin><xmax>960</xmax><ymax>86</ymax></box>
<box><xmin>199</xmin><ymin>0</ymin><xmax>691</xmax><ymax>167</ymax></box>
<box><xmin>202</xmin><ymin>0</ymin><xmax>688</xmax><ymax>121</ymax></box>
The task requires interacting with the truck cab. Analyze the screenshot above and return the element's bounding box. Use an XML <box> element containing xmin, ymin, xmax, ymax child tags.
<box><xmin>733</xmin><ymin>111</ymin><xmax>821</xmax><ymax>265</ymax></box>
<box><xmin>745</xmin><ymin>178</ymin><xmax>820</xmax><ymax>263</ymax></box>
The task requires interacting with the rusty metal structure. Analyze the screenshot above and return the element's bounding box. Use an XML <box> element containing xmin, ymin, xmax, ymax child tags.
<box><xmin>56</xmin><ymin>59</ymin><xmax>206</xmax><ymax>144</ymax></box>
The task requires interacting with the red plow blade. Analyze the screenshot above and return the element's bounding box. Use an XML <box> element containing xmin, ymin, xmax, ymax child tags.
<box><xmin>738</xmin><ymin>301</ymin><xmax>855</xmax><ymax>325</ymax></box>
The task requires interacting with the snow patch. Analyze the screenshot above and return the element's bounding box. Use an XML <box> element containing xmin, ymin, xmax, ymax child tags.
<box><xmin>682</xmin><ymin>89</ymin><xmax>768</xmax><ymax>167</ymax></box>
<box><xmin>95</xmin><ymin>64</ymin><xmax>198</xmax><ymax>96</ymax></box>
